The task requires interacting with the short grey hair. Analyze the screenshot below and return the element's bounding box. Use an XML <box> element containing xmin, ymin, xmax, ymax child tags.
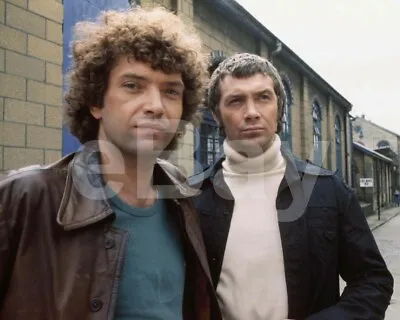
<box><xmin>205</xmin><ymin>52</ymin><xmax>286</xmax><ymax>133</ymax></box>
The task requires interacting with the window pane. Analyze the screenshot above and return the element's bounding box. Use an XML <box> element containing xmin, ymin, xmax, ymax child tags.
<box><xmin>195</xmin><ymin>111</ymin><xmax>223</xmax><ymax>169</ymax></box>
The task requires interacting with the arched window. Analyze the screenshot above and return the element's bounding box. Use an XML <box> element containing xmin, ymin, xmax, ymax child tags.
<box><xmin>280</xmin><ymin>79</ymin><xmax>292</xmax><ymax>148</ymax></box>
<box><xmin>312</xmin><ymin>100</ymin><xmax>322</xmax><ymax>165</ymax></box>
<box><xmin>377</xmin><ymin>140</ymin><xmax>390</xmax><ymax>149</ymax></box>
<box><xmin>335</xmin><ymin>116</ymin><xmax>342</xmax><ymax>177</ymax></box>
<box><xmin>193</xmin><ymin>50</ymin><xmax>227</xmax><ymax>173</ymax></box>
<box><xmin>194</xmin><ymin>111</ymin><xmax>224</xmax><ymax>173</ymax></box>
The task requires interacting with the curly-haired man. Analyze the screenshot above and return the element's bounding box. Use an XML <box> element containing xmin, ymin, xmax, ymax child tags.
<box><xmin>0</xmin><ymin>7</ymin><xmax>220</xmax><ymax>320</ymax></box>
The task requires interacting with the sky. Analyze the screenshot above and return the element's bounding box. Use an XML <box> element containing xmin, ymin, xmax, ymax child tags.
<box><xmin>235</xmin><ymin>0</ymin><xmax>400</xmax><ymax>135</ymax></box>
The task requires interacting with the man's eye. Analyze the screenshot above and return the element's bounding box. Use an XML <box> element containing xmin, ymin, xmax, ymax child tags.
<box><xmin>124</xmin><ymin>83</ymin><xmax>138</xmax><ymax>89</ymax></box>
<box><xmin>260</xmin><ymin>94</ymin><xmax>270</xmax><ymax>101</ymax></box>
<box><xmin>165</xmin><ymin>89</ymin><xmax>180</xmax><ymax>96</ymax></box>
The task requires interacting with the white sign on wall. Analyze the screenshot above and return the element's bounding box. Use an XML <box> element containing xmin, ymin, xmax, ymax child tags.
<box><xmin>360</xmin><ymin>178</ymin><xmax>374</xmax><ymax>188</ymax></box>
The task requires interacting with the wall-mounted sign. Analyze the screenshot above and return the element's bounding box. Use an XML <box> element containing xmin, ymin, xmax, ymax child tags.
<box><xmin>360</xmin><ymin>178</ymin><xmax>374</xmax><ymax>187</ymax></box>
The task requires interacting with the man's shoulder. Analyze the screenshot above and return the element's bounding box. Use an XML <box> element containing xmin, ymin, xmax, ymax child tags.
<box><xmin>1</xmin><ymin>164</ymin><xmax>50</xmax><ymax>188</ymax></box>
<box><xmin>156</xmin><ymin>158</ymin><xmax>187</xmax><ymax>184</ymax></box>
<box><xmin>187</xmin><ymin>165</ymin><xmax>218</xmax><ymax>190</ymax></box>
<box><xmin>291</xmin><ymin>158</ymin><xmax>356</xmax><ymax>212</ymax></box>
<box><xmin>187</xmin><ymin>156</ymin><xmax>225</xmax><ymax>189</ymax></box>
<box><xmin>293</xmin><ymin>158</ymin><xmax>335</xmax><ymax>177</ymax></box>
<box><xmin>0</xmin><ymin>156</ymin><xmax>71</xmax><ymax>203</ymax></box>
<box><xmin>294</xmin><ymin>158</ymin><xmax>352</xmax><ymax>191</ymax></box>
<box><xmin>156</xmin><ymin>158</ymin><xmax>201</xmax><ymax>197</ymax></box>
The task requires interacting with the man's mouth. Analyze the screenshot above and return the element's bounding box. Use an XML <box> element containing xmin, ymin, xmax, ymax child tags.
<box><xmin>241</xmin><ymin>126</ymin><xmax>264</xmax><ymax>133</ymax></box>
<box><xmin>134</xmin><ymin>122</ymin><xmax>166</xmax><ymax>134</ymax></box>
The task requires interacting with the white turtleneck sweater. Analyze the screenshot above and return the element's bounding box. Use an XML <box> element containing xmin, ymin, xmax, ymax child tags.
<box><xmin>217</xmin><ymin>134</ymin><xmax>289</xmax><ymax>320</ymax></box>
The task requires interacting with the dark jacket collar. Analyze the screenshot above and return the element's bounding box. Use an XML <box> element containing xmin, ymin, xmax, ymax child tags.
<box><xmin>189</xmin><ymin>145</ymin><xmax>304</xmax><ymax>196</ymax></box>
<box><xmin>57</xmin><ymin>146</ymin><xmax>198</xmax><ymax>231</ymax></box>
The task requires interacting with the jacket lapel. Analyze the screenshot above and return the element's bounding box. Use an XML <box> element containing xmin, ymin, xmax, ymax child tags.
<box><xmin>57</xmin><ymin>146</ymin><xmax>113</xmax><ymax>230</ymax></box>
<box><xmin>277</xmin><ymin>148</ymin><xmax>311</xmax><ymax>319</ymax></box>
<box><xmin>208</xmin><ymin>163</ymin><xmax>235</xmax><ymax>288</ymax></box>
<box><xmin>277</xmin><ymin>188</ymin><xmax>310</xmax><ymax>319</ymax></box>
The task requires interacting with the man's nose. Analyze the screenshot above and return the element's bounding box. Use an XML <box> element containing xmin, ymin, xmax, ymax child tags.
<box><xmin>244</xmin><ymin>100</ymin><xmax>260</xmax><ymax>120</ymax></box>
<box><xmin>143</xmin><ymin>87</ymin><xmax>164</xmax><ymax>117</ymax></box>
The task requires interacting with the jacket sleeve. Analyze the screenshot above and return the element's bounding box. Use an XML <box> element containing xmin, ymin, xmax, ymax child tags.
<box><xmin>0</xmin><ymin>173</ymin><xmax>26</xmax><ymax>303</ymax></box>
<box><xmin>0</xmin><ymin>178</ymin><xmax>15</xmax><ymax>302</ymax></box>
<box><xmin>306</xmin><ymin>181</ymin><xmax>394</xmax><ymax>320</ymax></box>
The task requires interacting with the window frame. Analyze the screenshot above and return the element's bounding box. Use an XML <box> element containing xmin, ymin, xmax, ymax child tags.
<box><xmin>335</xmin><ymin>115</ymin><xmax>342</xmax><ymax>177</ymax></box>
<box><xmin>193</xmin><ymin>111</ymin><xmax>224</xmax><ymax>173</ymax></box>
<box><xmin>312</xmin><ymin>100</ymin><xmax>322</xmax><ymax>165</ymax></box>
<box><xmin>280</xmin><ymin>78</ymin><xmax>292</xmax><ymax>149</ymax></box>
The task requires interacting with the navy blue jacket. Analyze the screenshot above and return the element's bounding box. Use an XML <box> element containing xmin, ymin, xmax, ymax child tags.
<box><xmin>188</xmin><ymin>148</ymin><xmax>393</xmax><ymax>320</ymax></box>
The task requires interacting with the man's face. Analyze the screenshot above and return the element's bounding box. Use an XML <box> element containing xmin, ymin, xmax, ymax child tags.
<box><xmin>90</xmin><ymin>56</ymin><xmax>184</xmax><ymax>157</ymax></box>
<box><xmin>218</xmin><ymin>73</ymin><xmax>278</xmax><ymax>156</ymax></box>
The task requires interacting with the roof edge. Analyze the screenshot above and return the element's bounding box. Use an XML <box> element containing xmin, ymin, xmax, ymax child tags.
<box><xmin>208</xmin><ymin>0</ymin><xmax>352</xmax><ymax>111</ymax></box>
<box><xmin>353</xmin><ymin>142</ymin><xmax>393</xmax><ymax>163</ymax></box>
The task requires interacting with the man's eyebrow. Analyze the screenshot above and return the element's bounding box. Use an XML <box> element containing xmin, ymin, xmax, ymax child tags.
<box><xmin>225</xmin><ymin>92</ymin><xmax>245</xmax><ymax>100</ymax></box>
<box><xmin>225</xmin><ymin>88</ymin><xmax>274</xmax><ymax>100</ymax></box>
<box><xmin>120</xmin><ymin>73</ymin><xmax>184</xmax><ymax>88</ymax></box>
<box><xmin>255</xmin><ymin>88</ymin><xmax>275</xmax><ymax>95</ymax></box>
<box><xmin>163</xmin><ymin>80</ymin><xmax>185</xmax><ymax>89</ymax></box>
<box><xmin>120</xmin><ymin>73</ymin><xmax>148</xmax><ymax>81</ymax></box>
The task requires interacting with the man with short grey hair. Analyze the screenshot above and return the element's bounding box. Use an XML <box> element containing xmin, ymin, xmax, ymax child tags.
<box><xmin>189</xmin><ymin>52</ymin><xmax>393</xmax><ymax>320</ymax></box>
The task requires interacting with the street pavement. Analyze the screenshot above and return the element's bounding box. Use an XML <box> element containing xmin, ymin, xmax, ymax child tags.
<box><xmin>340</xmin><ymin>206</ymin><xmax>400</xmax><ymax>319</ymax></box>
<box><xmin>367</xmin><ymin>206</ymin><xmax>400</xmax><ymax>231</ymax></box>
<box><xmin>371</xmin><ymin>207</ymin><xmax>400</xmax><ymax>319</ymax></box>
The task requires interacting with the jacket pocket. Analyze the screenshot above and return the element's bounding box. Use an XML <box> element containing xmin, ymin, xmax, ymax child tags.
<box><xmin>307</xmin><ymin>207</ymin><xmax>338</xmax><ymax>267</ymax></box>
<box><xmin>307</xmin><ymin>206</ymin><xmax>338</xmax><ymax>228</ymax></box>
<box><xmin>307</xmin><ymin>229</ymin><xmax>338</xmax><ymax>288</ymax></box>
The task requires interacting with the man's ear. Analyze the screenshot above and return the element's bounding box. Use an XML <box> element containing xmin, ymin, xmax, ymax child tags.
<box><xmin>89</xmin><ymin>105</ymin><xmax>102</xmax><ymax>120</ymax></box>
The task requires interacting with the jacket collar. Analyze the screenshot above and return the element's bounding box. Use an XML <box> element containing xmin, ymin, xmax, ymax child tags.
<box><xmin>277</xmin><ymin>145</ymin><xmax>303</xmax><ymax>194</ymax></box>
<box><xmin>191</xmin><ymin>144</ymin><xmax>303</xmax><ymax>199</ymax></box>
<box><xmin>57</xmin><ymin>145</ymin><xmax>198</xmax><ymax>231</ymax></box>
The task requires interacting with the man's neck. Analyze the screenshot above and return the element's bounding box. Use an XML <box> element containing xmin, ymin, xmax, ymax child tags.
<box><xmin>98</xmin><ymin>143</ymin><xmax>158</xmax><ymax>208</ymax></box>
<box><xmin>230</xmin><ymin>136</ymin><xmax>275</xmax><ymax>159</ymax></box>
<box><xmin>223</xmin><ymin>134</ymin><xmax>283</xmax><ymax>174</ymax></box>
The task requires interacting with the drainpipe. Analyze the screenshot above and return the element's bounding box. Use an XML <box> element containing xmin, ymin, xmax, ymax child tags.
<box><xmin>348</xmin><ymin>114</ymin><xmax>356</xmax><ymax>188</ymax></box>
<box><xmin>377</xmin><ymin>159</ymin><xmax>381</xmax><ymax>220</ymax></box>
<box><xmin>344</xmin><ymin>114</ymin><xmax>349</xmax><ymax>185</ymax></box>
<box><xmin>270</xmin><ymin>40</ymin><xmax>282</xmax><ymax>63</ymax></box>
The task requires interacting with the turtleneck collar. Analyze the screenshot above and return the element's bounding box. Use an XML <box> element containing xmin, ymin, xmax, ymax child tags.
<box><xmin>222</xmin><ymin>134</ymin><xmax>285</xmax><ymax>174</ymax></box>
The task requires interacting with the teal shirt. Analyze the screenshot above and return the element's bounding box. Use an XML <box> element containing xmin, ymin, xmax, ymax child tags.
<box><xmin>108</xmin><ymin>189</ymin><xmax>185</xmax><ymax>320</ymax></box>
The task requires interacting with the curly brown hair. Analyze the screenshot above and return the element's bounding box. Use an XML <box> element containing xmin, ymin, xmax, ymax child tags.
<box><xmin>64</xmin><ymin>6</ymin><xmax>208</xmax><ymax>150</ymax></box>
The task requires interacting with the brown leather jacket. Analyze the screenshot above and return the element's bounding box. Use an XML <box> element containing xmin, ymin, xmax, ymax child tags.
<box><xmin>0</xmin><ymin>147</ymin><xmax>219</xmax><ymax>320</ymax></box>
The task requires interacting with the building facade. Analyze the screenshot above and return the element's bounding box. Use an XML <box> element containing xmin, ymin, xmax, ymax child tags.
<box><xmin>0</xmin><ymin>0</ymin><xmax>64</xmax><ymax>171</ymax></box>
<box><xmin>184</xmin><ymin>0</ymin><xmax>353</xmax><ymax>185</ymax></box>
<box><xmin>352</xmin><ymin>115</ymin><xmax>400</xmax><ymax>191</ymax></box>
<box><xmin>1</xmin><ymin>0</ymin><xmax>353</xmax><ymax>186</ymax></box>
<box><xmin>353</xmin><ymin>142</ymin><xmax>393</xmax><ymax>215</ymax></box>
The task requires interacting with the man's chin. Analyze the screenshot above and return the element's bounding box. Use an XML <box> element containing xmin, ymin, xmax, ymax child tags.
<box><xmin>136</xmin><ymin>144</ymin><xmax>165</xmax><ymax>156</ymax></box>
<box><xmin>117</xmin><ymin>140</ymin><xmax>165</xmax><ymax>158</ymax></box>
<box><xmin>229</xmin><ymin>138</ymin><xmax>268</xmax><ymax>154</ymax></box>
<box><xmin>134</xmin><ymin>135</ymin><xmax>173</xmax><ymax>154</ymax></box>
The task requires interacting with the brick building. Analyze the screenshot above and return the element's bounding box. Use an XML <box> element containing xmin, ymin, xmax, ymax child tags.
<box><xmin>0</xmin><ymin>0</ymin><xmax>63</xmax><ymax>171</ymax></box>
<box><xmin>0</xmin><ymin>0</ymin><xmax>353</xmax><ymax>186</ymax></box>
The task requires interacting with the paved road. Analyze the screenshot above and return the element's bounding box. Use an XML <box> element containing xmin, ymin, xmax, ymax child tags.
<box><xmin>339</xmin><ymin>211</ymin><xmax>400</xmax><ymax>318</ymax></box>
<box><xmin>373</xmin><ymin>212</ymin><xmax>400</xmax><ymax>319</ymax></box>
